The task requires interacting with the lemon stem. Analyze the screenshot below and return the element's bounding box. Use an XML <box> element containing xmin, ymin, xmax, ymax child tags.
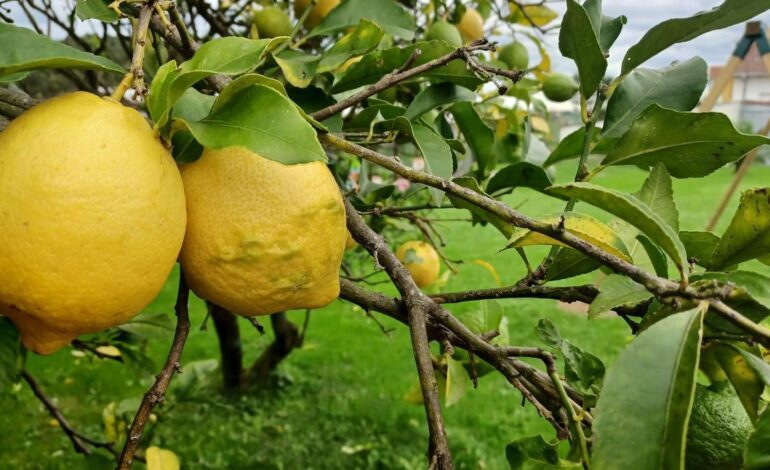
<box><xmin>109</xmin><ymin>1</ymin><xmax>153</xmax><ymax>102</ymax></box>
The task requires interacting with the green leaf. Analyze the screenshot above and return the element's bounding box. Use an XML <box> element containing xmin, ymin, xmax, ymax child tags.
<box><xmin>0</xmin><ymin>22</ymin><xmax>124</xmax><ymax>77</ymax></box>
<box><xmin>710</xmin><ymin>188</ymin><xmax>770</xmax><ymax>270</ymax></box>
<box><xmin>405</xmin><ymin>84</ymin><xmax>474</xmax><ymax>120</ymax></box>
<box><xmin>273</xmin><ymin>49</ymin><xmax>320</xmax><ymax>88</ymax></box>
<box><xmin>169</xmin><ymin>88</ymin><xmax>215</xmax><ymax>163</ymax></box>
<box><xmin>733</xmin><ymin>349</ymin><xmax>770</xmax><ymax>388</ymax></box>
<box><xmin>680</xmin><ymin>231</ymin><xmax>719</xmax><ymax>269</ymax></box>
<box><xmin>448</xmin><ymin>102</ymin><xmax>495</xmax><ymax>178</ymax></box>
<box><xmin>592</xmin><ymin>305</ymin><xmax>705</xmax><ymax>470</ymax></box>
<box><xmin>75</xmin><ymin>0</ymin><xmax>118</xmax><ymax>22</ymax></box>
<box><xmin>589</xmin><ymin>274</ymin><xmax>652</xmax><ymax>318</ymax></box>
<box><xmin>0</xmin><ymin>318</ymin><xmax>22</xmax><ymax>389</ymax></box>
<box><xmin>544</xmin><ymin>249</ymin><xmax>601</xmax><ymax>282</ymax></box>
<box><xmin>175</xmin><ymin>85</ymin><xmax>326</xmax><ymax>164</ymax></box>
<box><xmin>317</xmin><ymin>20</ymin><xmax>384</xmax><ymax>73</ymax></box>
<box><xmin>288</xmin><ymin>86</ymin><xmax>344</xmax><ymax>132</ymax></box>
<box><xmin>486</xmin><ymin>162</ymin><xmax>553</xmax><ymax>195</ymax></box>
<box><xmin>448</xmin><ymin>177</ymin><xmax>513</xmax><ymax>238</ymax></box>
<box><xmin>411</xmin><ymin>120</ymin><xmax>454</xmax><ymax>206</ymax></box>
<box><xmin>621</xmin><ymin>0</ymin><xmax>770</xmax><ymax>75</ymax></box>
<box><xmin>505</xmin><ymin>435</ymin><xmax>582</xmax><ymax>469</ymax></box>
<box><xmin>598</xmin><ymin>14</ymin><xmax>627</xmax><ymax>52</ymax></box>
<box><xmin>634</xmin><ymin>163</ymin><xmax>679</xmax><ymax>231</ymax></box>
<box><xmin>535</xmin><ymin>319</ymin><xmax>604</xmax><ymax>394</ymax></box>
<box><xmin>331</xmin><ymin>41</ymin><xmax>482</xmax><ymax>94</ymax></box>
<box><xmin>558</xmin><ymin>0</ymin><xmax>607</xmax><ymax>97</ymax></box>
<box><xmin>543</xmin><ymin>127</ymin><xmax>600</xmax><ymax>167</ymax></box>
<box><xmin>600</xmin><ymin>105</ymin><xmax>770</xmax><ymax>178</ymax></box>
<box><xmin>508</xmin><ymin>212</ymin><xmax>631</xmax><ymax>262</ymax></box>
<box><xmin>604</xmin><ymin>57</ymin><xmax>708</xmax><ymax>139</ymax></box>
<box><xmin>310</xmin><ymin>0</ymin><xmax>416</xmax><ymax>39</ymax></box>
<box><xmin>745</xmin><ymin>409</ymin><xmax>770</xmax><ymax>470</ymax></box>
<box><xmin>637</xmin><ymin>234</ymin><xmax>669</xmax><ymax>278</ymax></box>
<box><xmin>548</xmin><ymin>182</ymin><xmax>688</xmax><ymax>278</ymax></box>
<box><xmin>147</xmin><ymin>37</ymin><xmax>281</xmax><ymax>127</ymax></box>
<box><xmin>444</xmin><ymin>354</ymin><xmax>470</xmax><ymax>407</ymax></box>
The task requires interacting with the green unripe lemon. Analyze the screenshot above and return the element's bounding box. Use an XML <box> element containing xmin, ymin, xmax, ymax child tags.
<box><xmin>542</xmin><ymin>73</ymin><xmax>579</xmax><ymax>102</ymax></box>
<box><xmin>498</xmin><ymin>41</ymin><xmax>529</xmax><ymax>70</ymax></box>
<box><xmin>426</xmin><ymin>20</ymin><xmax>462</xmax><ymax>48</ymax></box>
<box><xmin>253</xmin><ymin>6</ymin><xmax>292</xmax><ymax>38</ymax></box>
<box><xmin>685</xmin><ymin>384</ymin><xmax>753</xmax><ymax>470</ymax></box>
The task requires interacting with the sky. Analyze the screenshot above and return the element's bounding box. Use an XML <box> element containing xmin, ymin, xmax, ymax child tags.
<box><xmin>5</xmin><ymin>0</ymin><xmax>770</xmax><ymax>78</ymax></box>
<box><xmin>543</xmin><ymin>0</ymin><xmax>770</xmax><ymax>76</ymax></box>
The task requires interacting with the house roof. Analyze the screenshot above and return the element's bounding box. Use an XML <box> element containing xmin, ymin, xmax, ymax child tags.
<box><xmin>709</xmin><ymin>41</ymin><xmax>769</xmax><ymax>79</ymax></box>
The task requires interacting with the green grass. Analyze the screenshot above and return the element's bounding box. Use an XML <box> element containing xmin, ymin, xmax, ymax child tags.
<box><xmin>2</xmin><ymin>164</ymin><xmax>768</xmax><ymax>469</ymax></box>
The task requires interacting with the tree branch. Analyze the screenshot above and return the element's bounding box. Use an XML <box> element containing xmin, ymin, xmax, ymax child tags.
<box><xmin>344</xmin><ymin>198</ymin><xmax>453</xmax><ymax>469</ymax></box>
<box><xmin>320</xmin><ymin>133</ymin><xmax>770</xmax><ymax>346</ymax></box>
<box><xmin>117</xmin><ymin>270</ymin><xmax>191</xmax><ymax>469</ymax></box>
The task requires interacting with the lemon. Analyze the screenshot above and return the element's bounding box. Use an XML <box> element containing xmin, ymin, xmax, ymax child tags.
<box><xmin>685</xmin><ymin>383</ymin><xmax>753</xmax><ymax>470</ymax></box>
<box><xmin>457</xmin><ymin>8</ymin><xmax>484</xmax><ymax>42</ymax></box>
<box><xmin>178</xmin><ymin>146</ymin><xmax>346</xmax><ymax>316</ymax></box>
<box><xmin>498</xmin><ymin>41</ymin><xmax>529</xmax><ymax>70</ymax></box>
<box><xmin>542</xmin><ymin>73</ymin><xmax>579</xmax><ymax>102</ymax></box>
<box><xmin>395</xmin><ymin>241</ymin><xmax>440</xmax><ymax>288</ymax></box>
<box><xmin>426</xmin><ymin>20</ymin><xmax>462</xmax><ymax>48</ymax></box>
<box><xmin>0</xmin><ymin>92</ymin><xmax>186</xmax><ymax>354</ymax></box>
<box><xmin>294</xmin><ymin>0</ymin><xmax>340</xmax><ymax>29</ymax></box>
<box><xmin>253</xmin><ymin>6</ymin><xmax>292</xmax><ymax>38</ymax></box>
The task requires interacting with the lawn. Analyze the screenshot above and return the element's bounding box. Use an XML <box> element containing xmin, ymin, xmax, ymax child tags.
<box><xmin>2</xmin><ymin>163</ymin><xmax>768</xmax><ymax>469</ymax></box>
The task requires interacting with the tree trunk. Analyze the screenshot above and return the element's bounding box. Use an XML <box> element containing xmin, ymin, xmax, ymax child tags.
<box><xmin>208</xmin><ymin>302</ymin><xmax>243</xmax><ymax>390</ymax></box>
<box><xmin>248</xmin><ymin>312</ymin><xmax>302</xmax><ymax>383</ymax></box>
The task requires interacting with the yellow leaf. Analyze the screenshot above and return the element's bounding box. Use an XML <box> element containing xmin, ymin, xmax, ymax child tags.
<box><xmin>95</xmin><ymin>345</ymin><xmax>121</xmax><ymax>358</ymax></box>
<box><xmin>471</xmin><ymin>259</ymin><xmax>502</xmax><ymax>286</ymax></box>
<box><xmin>508</xmin><ymin>3</ymin><xmax>558</xmax><ymax>27</ymax></box>
<box><xmin>530</xmin><ymin>116</ymin><xmax>550</xmax><ymax>135</ymax></box>
<box><xmin>508</xmin><ymin>213</ymin><xmax>631</xmax><ymax>262</ymax></box>
<box><xmin>146</xmin><ymin>447</ymin><xmax>180</xmax><ymax>470</ymax></box>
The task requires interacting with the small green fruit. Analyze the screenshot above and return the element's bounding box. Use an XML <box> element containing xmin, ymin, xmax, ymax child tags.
<box><xmin>253</xmin><ymin>6</ymin><xmax>292</xmax><ymax>38</ymax></box>
<box><xmin>378</xmin><ymin>87</ymin><xmax>398</xmax><ymax>103</ymax></box>
<box><xmin>542</xmin><ymin>73</ymin><xmax>579</xmax><ymax>102</ymax></box>
<box><xmin>425</xmin><ymin>21</ymin><xmax>462</xmax><ymax>48</ymax></box>
<box><xmin>498</xmin><ymin>41</ymin><xmax>529</xmax><ymax>70</ymax></box>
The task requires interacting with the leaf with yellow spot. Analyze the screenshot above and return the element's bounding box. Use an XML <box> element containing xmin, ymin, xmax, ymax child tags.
<box><xmin>711</xmin><ymin>188</ymin><xmax>770</xmax><ymax>270</ymax></box>
<box><xmin>507</xmin><ymin>213</ymin><xmax>631</xmax><ymax>262</ymax></box>
<box><xmin>146</xmin><ymin>447</ymin><xmax>180</xmax><ymax>470</ymax></box>
<box><xmin>521</xmin><ymin>30</ymin><xmax>551</xmax><ymax>80</ymax></box>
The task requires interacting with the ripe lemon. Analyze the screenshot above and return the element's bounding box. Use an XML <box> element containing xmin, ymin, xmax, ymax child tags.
<box><xmin>0</xmin><ymin>92</ymin><xmax>187</xmax><ymax>354</ymax></box>
<box><xmin>543</xmin><ymin>73</ymin><xmax>579</xmax><ymax>102</ymax></box>
<box><xmin>253</xmin><ymin>6</ymin><xmax>292</xmax><ymax>38</ymax></box>
<box><xmin>178</xmin><ymin>147</ymin><xmax>346</xmax><ymax>316</ymax></box>
<box><xmin>395</xmin><ymin>241</ymin><xmax>440</xmax><ymax>288</ymax></box>
<box><xmin>294</xmin><ymin>0</ymin><xmax>340</xmax><ymax>29</ymax></box>
<box><xmin>457</xmin><ymin>8</ymin><xmax>484</xmax><ymax>42</ymax></box>
<box><xmin>498</xmin><ymin>41</ymin><xmax>529</xmax><ymax>70</ymax></box>
<box><xmin>426</xmin><ymin>20</ymin><xmax>463</xmax><ymax>47</ymax></box>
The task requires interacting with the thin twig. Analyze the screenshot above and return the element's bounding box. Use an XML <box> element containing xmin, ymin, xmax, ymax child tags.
<box><xmin>117</xmin><ymin>270</ymin><xmax>191</xmax><ymax>469</ymax></box>
<box><xmin>21</xmin><ymin>371</ymin><xmax>117</xmax><ymax>456</ymax></box>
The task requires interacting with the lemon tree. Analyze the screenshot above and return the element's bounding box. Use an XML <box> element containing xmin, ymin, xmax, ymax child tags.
<box><xmin>1</xmin><ymin>1</ymin><xmax>770</xmax><ymax>469</ymax></box>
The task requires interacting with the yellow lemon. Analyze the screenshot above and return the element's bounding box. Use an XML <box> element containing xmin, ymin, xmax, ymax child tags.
<box><xmin>457</xmin><ymin>8</ymin><xmax>484</xmax><ymax>42</ymax></box>
<box><xmin>395</xmin><ymin>241</ymin><xmax>440</xmax><ymax>288</ymax></box>
<box><xmin>294</xmin><ymin>0</ymin><xmax>340</xmax><ymax>29</ymax></box>
<box><xmin>179</xmin><ymin>146</ymin><xmax>346</xmax><ymax>316</ymax></box>
<box><xmin>0</xmin><ymin>92</ymin><xmax>186</xmax><ymax>355</ymax></box>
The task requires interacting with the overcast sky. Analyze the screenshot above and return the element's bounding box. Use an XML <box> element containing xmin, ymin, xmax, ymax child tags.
<box><xmin>543</xmin><ymin>0</ymin><xmax>770</xmax><ymax>76</ymax></box>
<box><xmin>6</xmin><ymin>1</ymin><xmax>770</xmax><ymax>78</ymax></box>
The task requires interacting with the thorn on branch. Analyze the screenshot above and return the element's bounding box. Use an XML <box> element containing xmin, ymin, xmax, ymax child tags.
<box><xmin>246</xmin><ymin>316</ymin><xmax>266</xmax><ymax>335</ymax></box>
